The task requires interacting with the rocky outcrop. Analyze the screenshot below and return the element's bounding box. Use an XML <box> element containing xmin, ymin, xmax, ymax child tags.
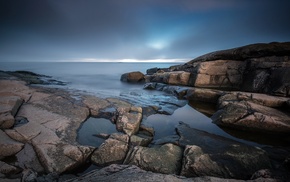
<box><xmin>146</xmin><ymin>42</ymin><xmax>290</xmax><ymax>96</ymax></box>
<box><xmin>120</xmin><ymin>71</ymin><xmax>145</xmax><ymax>82</ymax></box>
<box><xmin>177</xmin><ymin>122</ymin><xmax>271</xmax><ymax>179</ymax></box>
<box><xmin>123</xmin><ymin>143</ymin><xmax>183</xmax><ymax>174</ymax></box>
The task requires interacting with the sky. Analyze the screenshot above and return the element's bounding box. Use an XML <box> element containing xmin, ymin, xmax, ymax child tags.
<box><xmin>0</xmin><ymin>0</ymin><xmax>290</xmax><ymax>62</ymax></box>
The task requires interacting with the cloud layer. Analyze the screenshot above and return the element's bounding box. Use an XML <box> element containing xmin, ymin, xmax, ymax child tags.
<box><xmin>0</xmin><ymin>0</ymin><xmax>289</xmax><ymax>62</ymax></box>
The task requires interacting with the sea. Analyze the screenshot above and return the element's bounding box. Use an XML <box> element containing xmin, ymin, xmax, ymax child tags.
<box><xmin>0</xmin><ymin>62</ymin><xmax>286</xmax><ymax>147</ymax></box>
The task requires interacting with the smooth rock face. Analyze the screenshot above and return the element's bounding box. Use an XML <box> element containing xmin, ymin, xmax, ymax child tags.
<box><xmin>177</xmin><ymin>123</ymin><xmax>271</xmax><ymax>179</ymax></box>
<box><xmin>0</xmin><ymin>130</ymin><xmax>24</xmax><ymax>158</ymax></box>
<box><xmin>116</xmin><ymin>107</ymin><xmax>142</xmax><ymax>136</ymax></box>
<box><xmin>194</xmin><ymin>60</ymin><xmax>246</xmax><ymax>89</ymax></box>
<box><xmin>91</xmin><ymin>133</ymin><xmax>129</xmax><ymax>166</ymax></box>
<box><xmin>123</xmin><ymin>143</ymin><xmax>183</xmax><ymax>174</ymax></box>
<box><xmin>130</xmin><ymin>134</ymin><xmax>153</xmax><ymax>147</ymax></box>
<box><xmin>213</xmin><ymin>100</ymin><xmax>290</xmax><ymax>133</ymax></box>
<box><xmin>120</xmin><ymin>71</ymin><xmax>144</xmax><ymax>82</ymax></box>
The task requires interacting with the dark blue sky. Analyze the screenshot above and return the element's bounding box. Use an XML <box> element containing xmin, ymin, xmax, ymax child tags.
<box><xmin>0</xmin><ymin>0</ymin><xmax>290</xmax><ymax>62</ymax></box>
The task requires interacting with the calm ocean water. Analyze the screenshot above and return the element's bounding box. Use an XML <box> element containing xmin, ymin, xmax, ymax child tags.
<box><xmin>1</xmin><ymin>61</ymin><xmax>284</xmax><ymax>147</ymax></box>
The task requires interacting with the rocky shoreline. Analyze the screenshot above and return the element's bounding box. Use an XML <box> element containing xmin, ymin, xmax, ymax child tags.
<box><xmin>1</xmin><ymin>42</ymin><xmax>290</xmax><ymax>181</ymax></box>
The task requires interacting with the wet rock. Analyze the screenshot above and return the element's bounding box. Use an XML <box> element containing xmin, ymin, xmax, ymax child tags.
<box><xmin>106</xmin><ymin>98</ymin><xmax>132</xmax><ymax>108</ymax></box>
<box><xmin>91</xmin><ymin>133</ymin><xmax>129</xmax><ymax>166</ymax></box>
<box><xmin>130</xmin><ymin>134</ymin><xmax>153</xmax><ymax>147</ymax></box>
<box><xmin>120</xmin><ymin>71</ymin><xmax>144</xmax><ymax>82</ymax></box>
<box><xmin>152</xmin><ymin>135</ymin><xmax>180</xmax><ymax>145</ymax></box>
<box><xmin>177</xmin><ymin>123</ymin><xmax>272</xmax><ymax>179</ymax></box>
<box><xmin>123</xmin><ymin>143</ymin><xmax>183</xmax><ymax>174</ymax></box>
<box><xmin>0</xmin><ymin>130</ymin><xmax>24</xmax><ymax>158</ymax></box>
<box><xmin>116</xmin><ymin>107</ymin><xmax>142</xmax><ymax>136</ymax></box>
<box><xmin>139</xmin><ymin>124</ymin><xmax>154</xmax><ymax>137</ymax></box>
<box><xmin>213</xmin><ymin>101</ymin><xmax>290</xmax><ymax>133</ymax></box>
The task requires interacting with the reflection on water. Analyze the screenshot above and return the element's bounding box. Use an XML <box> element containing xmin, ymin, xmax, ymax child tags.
<box><xmin>77</xmin><ymin>117</ymin><xmax>117</xmax><ymax>147</ymax></box>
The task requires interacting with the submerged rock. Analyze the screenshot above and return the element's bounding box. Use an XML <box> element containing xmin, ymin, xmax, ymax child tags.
<box><xmin>176</xmin><ymin>122</ymin><xmax>272</xmax><ymax>179</ymax></box>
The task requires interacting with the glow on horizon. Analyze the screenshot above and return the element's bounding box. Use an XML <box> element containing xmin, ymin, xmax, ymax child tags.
<box><xmin>62</xmin><ymin>58</ymin><xmax>188</xmax><ymax>63</ymax></box>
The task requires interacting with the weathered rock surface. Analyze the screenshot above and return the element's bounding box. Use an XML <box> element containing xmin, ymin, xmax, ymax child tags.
<box><xmin>82</xmin><ymin>95</ymin><xmax>111</xmax><ymax>117</ymax></box>
<box><xmin>145</xmin><ymin>71</ymin><xmax>193</xmax><ymax>86</ymax></box>
<box><xmin>130</xmin><ymin>134</ymin><xmax>153</xmax><ymax>147</ymax></box>
<box><xmin>116</xmin><ymin>107</ymin><xmax>142</xmax><ymax>136</ymax></box>
<box><xmin>91</xmin><ymin>133</ymin><xmax>129</xmax><ymax>166</ymax></box>
<box><xmin>123</xmin><ymin>143</ymin><xmax>183</xmax><ymax>174</ymax></box>
<box><xmin>177</xmin><ymin>123</ymin><xmax>272</xmax><ymax>179</ymax></box>
<box><xmin>120</xmin><ymin>71</ymin><xmax>144</xmax><ymax>82</ymax></box>
<box><xmin>67</xmin><ymin>164</ymin><xmax>278</xmax><ymax>182</ymax></box>
<box><xmin>213</xmin><ymin>100</ymin><xmax>290</xmax><ymax>133</ymax></box>
<box><xmin>0</xmin><ymin>130</ymin><xmax>24</xmax><ymax>158</ymax></box>
<box><xmin>146</xmin><ymin>42</ymin><xmax>290</xmax><ymax>96</ymax></box>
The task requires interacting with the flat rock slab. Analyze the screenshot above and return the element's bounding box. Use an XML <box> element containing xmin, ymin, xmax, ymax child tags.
<box><xmin>123</xmin><ymin>143</ymin><xmax>183</xmax><ymax>174</ymax></box>
<box><xmin>213</xmin><ymin>100</ymin><xmax>290</xmax><ymax>133</ymax></box>
<box><xmin>177</xmin><ymin>123</ymin><xmax>271</xmax><ymax>179</ymax></box>
<box><xmin>91</xmin><ymin>133</ymin><xmax>129</xmax><ymax>166</ymax></box>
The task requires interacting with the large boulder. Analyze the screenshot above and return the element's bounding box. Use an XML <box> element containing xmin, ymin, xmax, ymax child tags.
<box><xmin>121</xmin><ymin>71</ymin><xmax>145</xmax><ymax>82</ymax></box>
<box><xmin>91</xmin><ymin>133</ymin><xmax>129</xmax><ymax>166</ymax></box>
<box><xmin>177</xmin><ymin>123</ymin><xmax>271</xmax><ymax>179</ymax></box>
<box><xmin>145</xmin><ymin>71</ymin><xmax>193</xmax><ymax>86</ymax></box>
<box><xmin>123</xmin><ymin>143</ymin><xmax>183</xmax><ymax>174</ymax></box>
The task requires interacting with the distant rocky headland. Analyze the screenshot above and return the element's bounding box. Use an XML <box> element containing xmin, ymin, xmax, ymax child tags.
<box><xmin>1</xmin><ymin>42</ymin><xmax>290</xmax><ymax>181</ymax></box>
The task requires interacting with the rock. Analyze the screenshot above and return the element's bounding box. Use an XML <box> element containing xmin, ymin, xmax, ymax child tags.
<box><xmin>193</xmin><ymin>60</ymin><xmax>246</xmax><ymax>89</ymax></box>
<box><xmin>177</xmin><ymin>123</ymin><xmax>272</xmax><ymax>179</ymax></box>
<box><xmin>0</xmin><ymin>113</ymin><xmax>15</xmax><ymax>129</ymax></box>
<box><xmin>0</xmin><ymin>80</ymin><xmax>33</xmax><ymax>102</ymax></box>
<box><xmin>91</xmin><ymin>133</ymin><xmax>129</xmax><ymax>166</ymax></box>
<box><xmin>21</xmin><ymin>169</ymin><xmax>38</xmax><ymax>182</ymax></box>
<box><xmin>0</xmin><ymin>130</ymin><xmax>24</xmax><ymax>158</ymax></box>
<box><xmin>123</xmin><ymin>143</ymin><xmax>183</xmax><ymax>174</ymax></box>
<box><xmin>82</xmin><ymin>95</ymin><xmax>110</xmax><ymax>117</ymax></box>
<box><xmin>152</xmin><ymin>135</ymin><xmax>180</xmax><ymax>145</ymax></box>
<box><xmin>15</xmin><ymin>143</ymin><xmax>45</xmax><ymax>173</ymax></box>
<box><xmin>120</xmin><ymin>71</ymin><xmax>144</xmax><ymax>82</ymax></box>
<box><xmin>116</xmin><ymin>107</ymin><xmax>142</xmax><ymax>136</ymax></box>
<box><xmin>213</xmin><ymin>101</ymin><xmax>290</xmax><ymax>133</ymax></box>
<box><xmin>0</xmin><ymin>95</ymin><xmax>23</xmax><ymax>129</ymax></box>
<box><xmin>0</xmin><ymin>96</ymin><xmax>23</xmax><ymax>116</ymax></box>
<box><xmin>185</xmin><ymin>88</ymin><xmax>223</xmax><ymax>103</ymax></box>
<box><xmin>33</xmin><ymin>142</ymin><xmax>93</xmax><ymax>173</ymax></box>
<box><xmin>0</xmin><ymin>161</ymin><xmax>20</xmax><ymax>175</ymax></box>
<box><xmin>130</xmin><ymin>134</ymin><xmax>153</xmax><ymax>147</ymax></box>
<box><xmin>106</xmin><ymin>98</ymin><xmax>132</xmax><ymax>108</ymax></box>
<box><xmin>145</xmin><ymin>71</ymin><xmax>193</xmax><ymax>86</ymax></box>
<box><xmin>139</xmin><ymin>124</ymin><xmax>155</xmax><ymax>136</ymax></box>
